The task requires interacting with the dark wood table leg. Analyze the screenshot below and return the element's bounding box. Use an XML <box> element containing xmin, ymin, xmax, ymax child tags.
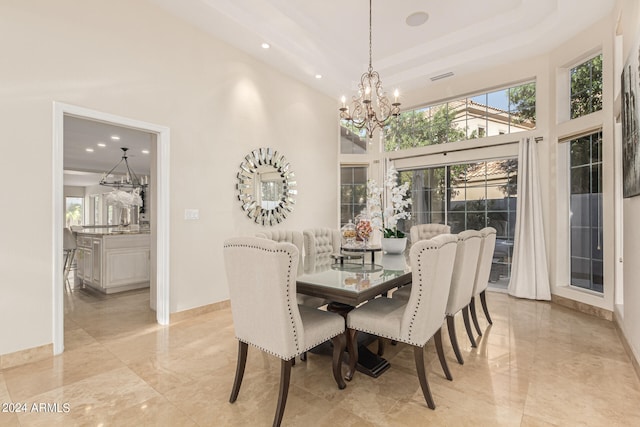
<box><xmin>326</xmin><ymin>302</ymin><xmax>391</xmax><ymax>378</ymax></box>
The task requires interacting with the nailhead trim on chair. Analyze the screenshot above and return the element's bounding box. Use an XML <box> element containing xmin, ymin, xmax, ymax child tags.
<box><xmin>284</xmin><ymin>251</ymin><xmax>300</xmax><ymax>355</ymax></box>
<box><xmin>224</xmin><ymin>242</ymin><xmax>301</xmax><ymax>359</ymax></box>
<box><xmin>225</xmin><ymin>241</ymin><xmax>344</xmax><ymax>360</ymax></box>
<box><xmin>407</xmin><ymin>246</ymin><xmax>426</xmax><ymax>342</ymax></box>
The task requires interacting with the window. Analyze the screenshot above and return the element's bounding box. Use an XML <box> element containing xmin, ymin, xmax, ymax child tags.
<box><xmin>340</xmin><ymin>166</ymin><xmax>368</xmax><ymax>226</ymax></box>
<box><xmin>570</xmin><ymin>54</ymin><xmax>603</xmax><ymax>119</ymax></box>
<box><xmin>569</xmin><ymin>131</ymin><xmax>603</xmax><ymax>292</ymax></box>
<box><xmin>385</xmin><ymin>81</ymin><xmax>536</xmax><ymax>151</ymax></box>
<box><xmin>65</xmin><ymin>196</ymin><xmax>84</xmax><ymax>228</ymax></box>
<box><xmin>401</xmin><ymin>159</ymin><xmax>518</xmax><ymax>287</ymax></box>
<box><xmin>91</xmin><ymin>195</ymin><xmax>101</xmax><ymax>225</ymax></box>
<box><xmin>340</xmin><ymin>124</ymin><xmax>368</xmax><ymax>154</ymax></box>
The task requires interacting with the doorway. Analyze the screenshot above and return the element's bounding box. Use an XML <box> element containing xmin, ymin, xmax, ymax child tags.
<box><xmin>53</xmin><ymin>102</ymin><xmax>170</xmax><ymax>355</ymax></box>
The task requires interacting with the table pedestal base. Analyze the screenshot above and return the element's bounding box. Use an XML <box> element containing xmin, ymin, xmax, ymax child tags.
<box><xmin>349</xmin><ymin>342</ymin><xmax>390</xmax><ymax>378</ymax></box>
<box><xmin>326</xmin><ymin>301</ymin><xmax>390</xmax><ymax>378</ymax></box>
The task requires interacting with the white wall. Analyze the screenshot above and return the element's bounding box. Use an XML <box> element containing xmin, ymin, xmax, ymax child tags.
<box><xmin>0</xmin><ymin>1</ymin><xmax>337</xmax><ymax>355</ymax></box>
<box><xmin>618</xmin><ymin>0</ymin><xmax>640</xmax><ymax>368</ymax></box>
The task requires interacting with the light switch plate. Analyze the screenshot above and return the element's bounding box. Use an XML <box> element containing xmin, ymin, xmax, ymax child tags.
<box><xmin>184</xmin><ymin>209</ymin><xmax>199</xmax><ymax>220</ymax></box>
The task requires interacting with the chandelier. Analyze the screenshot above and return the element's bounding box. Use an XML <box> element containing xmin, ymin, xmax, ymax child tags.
<box><xmin>99</xmin><ymin>147</ymin><xmax>142</xmax><ymax>189</ymax></box>
<box><xmin>339</xmin><ymin>0</ymin><xmax>400</xmax><ymax>140</ymax></box>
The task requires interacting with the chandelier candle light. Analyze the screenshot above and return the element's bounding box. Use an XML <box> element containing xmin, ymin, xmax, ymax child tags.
<box><xmin>339</xmin><ymin>0</ymin><xmax>401</xmax><ymax>140</ymax></box>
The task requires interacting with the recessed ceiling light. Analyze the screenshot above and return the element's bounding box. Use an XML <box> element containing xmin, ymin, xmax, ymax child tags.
<box><xmin>315</xmin><ymin>74</ymin><xmax>322</xmax><ymax>79</ymax></box>
<box><xmin>86</xmin><ymin>148</ymin><xmax>94</xmax><ymax>152</ymax></box>
<box><xmin>406</xmin><ymin>11</ymin><xmax>429</xmax><ymax>27</ymax></box>
<box><xmin>142</xmin><ymin>150</ymin><xmax>150</xmax><ymax>154</ymax></box>
<box><xmin>97</xmin><ymin>143</ymin><xmax>106</xmax><ymax>147</ymax></box>
<box><xmin>261</xmin><ymin>42</ymin><xmax>270</xmax><ymax>49</ymax></box>
<box><xmin>111</xmin><ymin>135</ymin><xmax>120</xmax><ymax>140</ymax></box>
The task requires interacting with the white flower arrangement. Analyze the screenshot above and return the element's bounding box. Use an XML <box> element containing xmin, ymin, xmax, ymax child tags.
<box><xmin>367</xmin><ymin>166</ymin><xmax>412</xmax><ymax>238</ymax></box>
<box><xmin>105</xmin><ymin>189</ymin><xmax>142</xmax><ymax>208</ymax></box>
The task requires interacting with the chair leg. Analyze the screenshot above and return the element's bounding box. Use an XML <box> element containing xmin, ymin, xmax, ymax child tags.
<box><xmin>229</xmin><ymin>341</ymin><xmax>248</xmax><ymax>403</ymax></box>
<box><xmin>377</xmin><ymin>337</ymin><xmax>385</xmax><ymax>356</ymax></box>
<box><xmin>331</xmin><ymin>334</ymin><xmax>347</xmax><ymax>389</ymax></box>
<box><xmin>63</xmin><ymin>250</ymin><xmax>75</xmax><ymax>293</ymax></box>
<box><xmin>461</xmin><ymin>306</ymin><xmax>477</xmax><ymax>348</ymax></box>
<box><xmin>446</xmin><ymin>315</ymin><xmax>464</xmax><ymax>365</ymax></box>
<box><xmin>346</xmin><ymin>328</ymin><xmax>358</xmax><ymax>381</ymax></box>
<box><xmin>413</xmin><ymin>345</ymin><xmax>436</xmax><ymax>410</ymax></box>
<box><xmin>470</xmin><ymin>297</ymin><xmax>483</xmax><ymax>336</ymax></box>
<box><xmin>273</xmin><ymin>359</ymin><xmax>293</xmax><ymax>427</ymax></box>
<box><xmin>434</xmin><ymin>328</ymin><xmax>452</xmax><ymax>380</ymax></box>
<box><xmin>300</xmin><ymin>351</ymin><xmax>306</xmax><ymax>361</ymax></box>
<box><xmin>480</xmin><ymin>290</ymin><xmax>493</xmax><ymax>325</ymax></box>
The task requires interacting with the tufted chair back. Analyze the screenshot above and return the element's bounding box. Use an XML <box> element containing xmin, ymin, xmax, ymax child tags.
<box><xmin>256</xmin><ymin>230</ymin><xmax>304</xmax><ymax>276</ymax></box>
<box><xmin>303</xmin><ymin>228</ymin><xmax>341</xmax><ymax>272</ymax></box>
<box><xmin>410</xmin><ymin>224</ymin><xmax>451</xmax><ymax>244</ymax></box>
<box><xmin>224</xmin><ymin>237</ymin><xmax>304</xmax><ymax>359</ymax></box>
<box><xmin>473</xmin><ymin>227</ymin><xmax>497</xmax><ymax>296</ymax></box>
<box><xmin>446</xmin><ymin>230</ymin><xmax>482</xmax><ymax>316</ymax></box>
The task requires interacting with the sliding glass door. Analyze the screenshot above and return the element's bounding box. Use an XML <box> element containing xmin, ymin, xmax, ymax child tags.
<box><xmin>400</xmin><ymin>158</ymin><xmax>517</xmax><ymax>287</ymax></box>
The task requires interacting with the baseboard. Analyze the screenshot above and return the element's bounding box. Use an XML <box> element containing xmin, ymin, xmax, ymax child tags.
<box><xmin>550</xmin><ymin>294</ymin><xmax>613</xmax><ymax>321</ymax></box>
<box><xmin>613</xmin><ymin>310</ymin><xmax>640</xmax><ymax>382</ymax></box>
<box><xmin>170</xmin><ymin>299</ymin><xmax>230</xmax><ymax>323</ymax></box>
<box><xmin>1</xmin><ymin>343</ymin><xmax>52</xmax><ymax>370</ymax></box>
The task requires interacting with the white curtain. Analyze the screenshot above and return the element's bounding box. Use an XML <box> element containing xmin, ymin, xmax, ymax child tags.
<box><xmin>508</xmin><ymin>137</ymin><xmax>551</xmax><ymax>300</ymax></box>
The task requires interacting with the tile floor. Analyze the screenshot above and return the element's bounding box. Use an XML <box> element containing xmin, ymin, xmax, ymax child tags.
<box><xmin>1</xmin><ymin>288</ymin><xmax>640</xmax><ymax>426</ymax></box>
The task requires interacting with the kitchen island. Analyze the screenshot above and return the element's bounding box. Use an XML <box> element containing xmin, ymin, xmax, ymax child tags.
<box><xmin>75</xmin><ymin>228</ymin><xmax>150</xmax><ymax>294</ymax></box>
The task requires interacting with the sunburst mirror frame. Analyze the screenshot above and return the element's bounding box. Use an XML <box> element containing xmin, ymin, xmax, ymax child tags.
<box><xmin>236</xmin><ymin>147</ymin><xmax>297</xmax><ymax>226</ymax></box>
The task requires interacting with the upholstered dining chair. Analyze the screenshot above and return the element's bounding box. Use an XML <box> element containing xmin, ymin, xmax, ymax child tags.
<box><xmin>346</xmin><ymin>234</ymin><xmax>458</xmax><ymax>409</ymax></box>
<box><xmin>393</xmin><ymin>230</ymin><xmax>481</xmax><ymax>362</ymax></box>
<box><xmin>256</xmin><ymin>230</ymin><xmax>326</xmax><ymax>306</ymax></box>
<box><xmin>256</xmin><ymin>230</ymin><xmax>304</xmax><ymax>275</ymax></box>
<box><xmin>302</xmin><ymin>228</ymin><xmax>341</xmax><ymax>272</ymax></box>
<box><xmin>303</xmin><ymin>227</ymin><xmax>388</xmax><ymax>356</ymax></box>
<box><xmin>223</xmin><ymin>237</ymin><xmax>346</xmax><ymax>427</ymax></box>
<box><xmin>469</xmin><ymin>227</ymin><xmax>497</xmax><ymax>337</ymax></box>
<box><xmin>443</xmin><ymin>230</ymin><xmax>482</xmax><ymax>362</ymax></box>
<box><xmin>257</xmin><ymin>230</ymin><xmax>327</xmax><ymax>363</ymax></box>
<box><xmin>409</xmin><ymin>223</ymin><xmax>451</xmax><ymax>244</ymax></box>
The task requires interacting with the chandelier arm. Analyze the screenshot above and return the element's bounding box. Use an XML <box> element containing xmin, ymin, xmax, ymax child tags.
<box><xmin>122</xmin><ymin>158</ymin><xmax>140</xmax><ymax>184</ymax></box>
<box><xmin>102</xmin><ymin>158</ymin><xmax>126</xmax><ymax>180</ymax></box>
<box><xmin>100</xmin><ymin>147</ymin><xmax>142</xmax><ymax>188</ymax></box>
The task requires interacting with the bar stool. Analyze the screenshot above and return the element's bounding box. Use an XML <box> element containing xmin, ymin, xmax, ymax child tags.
<box><xmin>63</xmin><ymin>228</ymin><xmax>77</xmax><ymax>292</ymax></box>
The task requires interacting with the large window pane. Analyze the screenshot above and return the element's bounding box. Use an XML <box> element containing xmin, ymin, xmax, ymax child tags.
<box><xmin>569</xmin><ymin>131</ymin><xmax>603</xmax><ymax>293</ymax></box>
<box><xmin>340</xmin><ymin>166</ymin><xmax>368</xmax><ymax>226</ymax></box>
<box><xmin>65</xmin><ymin>196</ymin><xmax>84</xmax><ymax>228</ymax></box>
<box><xmin>385</xmin><ymin>82</ymin><xmax>536</xmax><ymax>151</ymax></box>
<box><xmin>570</xmin><ymin>55</ymin><xmax>603</xmax><ymax>119</ymax></box>
<box><xmin>340</xmin><ymin>122</ymin><xmax>368</xmax><ymax>154</ymax></box>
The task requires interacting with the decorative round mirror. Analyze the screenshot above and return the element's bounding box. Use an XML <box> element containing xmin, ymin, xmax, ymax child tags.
<box><xmin>236</xmin><ymin>147</ymin><xmax>297</xmax><ymax>225</ymax></box>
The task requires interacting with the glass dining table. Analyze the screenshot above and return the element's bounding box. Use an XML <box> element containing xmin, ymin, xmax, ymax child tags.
<box><xmin>296</xmin><ymin>252</ymin><xmax>412</xmax><ymax>377</ymax></box>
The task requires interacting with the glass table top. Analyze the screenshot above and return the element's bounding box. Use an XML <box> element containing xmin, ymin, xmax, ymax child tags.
<box><xmin>296</xmin><ymin>253</ymin><xmax>411</xmax><ymax>306</ymax></box>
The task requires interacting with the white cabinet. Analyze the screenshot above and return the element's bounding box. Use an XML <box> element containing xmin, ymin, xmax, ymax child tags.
<box><xmin>74</xmin><ymin>232</ymin><xmax>150</xmax><ymax>294</ymax></box>
<box><xmin>92</xmin><ymin>238</ymin><xmax>101</xmax><ymax>286</ymax></box>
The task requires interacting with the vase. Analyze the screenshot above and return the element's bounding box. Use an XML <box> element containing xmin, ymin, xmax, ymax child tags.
<box><xmin>355</xmin><ymin>213</ymin><xmax>372</xmax><ymax>247</ymax></box>
<box><xmin>381</xmin><ymin>237</ymin><xmax>407</xmax><ymax>254</ymax></box>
